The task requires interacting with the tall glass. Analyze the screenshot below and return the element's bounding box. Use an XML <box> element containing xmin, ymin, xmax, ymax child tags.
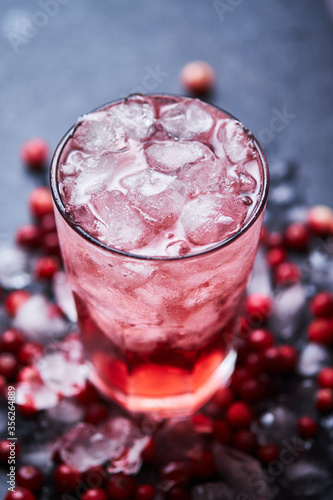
<box><xmin>50</xmin><ymin>96</ymin><xmax>269</xmax><ymax>416</ymax></box>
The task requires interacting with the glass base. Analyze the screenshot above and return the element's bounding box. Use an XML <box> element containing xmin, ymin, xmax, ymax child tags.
<box><xmin>89</xmin><ymin>349</ymin><xmax>236</xmax><ymax>417</ymax></box>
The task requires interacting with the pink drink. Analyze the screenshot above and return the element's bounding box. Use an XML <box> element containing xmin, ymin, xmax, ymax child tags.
<box><xmin>50</xmin><ymin>95</ymin><xmax>268</xmax><ymax>415</ymax></box>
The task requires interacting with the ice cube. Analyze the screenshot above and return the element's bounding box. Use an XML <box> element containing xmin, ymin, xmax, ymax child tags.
<box><xmin>181</xmin><ymin>193</ymin><xmax>246</xmax><ymax>245</ymax></box>
<box><xmin>248</xmin><ymin>248</ymin><xmax>273</xmax><ymax>296</ymax></box>
<box><xmin>165</xmin><ymin>240</ymin><xmax>190</xmax><ymax>257</ymax></box>
<box><xmin>154</xmin><ymin>419</ymin><xmax>203</xmax><ymax>465</ymax></box>
<box><xmin>89</xmin><ymin>190</ymin><xmax>153</xmax><ymax>251</ymax></box>
<box><xmin>46</xmin><ymin>398</ymin><xmax>84</xmax><ymax>425</ymax></box>
<box><xmin>74</xmin><ymin>111</ymin><xmax>127</xmax><ymax>153</ymax></box>
<box><xmin>16</xmin><ymin>382</ymin><xmax>59</xmax><ymax>410</ymax></box>
<box><xmin>145</xmin><ymin>140</ymin><xmax>210</xmax><ymax>174</ymax></box>
<box><xmin>178</xmin><ymin>152</ymin><xmax>226</xmax><ymax>198</ymax></box>
<box><xmin>122</xmin><ymin>169</ymin><xmax>185</xmax><ymax>228</ymax></box>
<box><xmin>13</xmin><ymin>295</ymin><xmax>69</xmax><ymax>343</ymax></box>
<box><xmin>253</xmin><ymin>406</ymin><xmax>298</xmax><ymax>445</ymax></box>
<box><xmin>191</xmin><ymin>483</ymin><xmax>234</xmax><ymax>500</ymax></box>
<box><xmin>268</xmin><ymin>283</ymin><xmax>307</xmax><ymax>341</ymax></box>
<box><xmin>159</xmin><ymin>100</ymin><xmax>214</xmax><ymax>140</ymax></box>
<box><xmin>108</xmin><ymin>96</ymin><xmax>155</xmax><ymax>140</ymax></box>
<box><xmin>269</xmin><ymin>159</ymin><xmax>296</xmax><ymax>184</ymax></box>
<box><xmin>285</xmin><ymin>379</ymin><xmax>318</xmax><ymax>417</ymax></box>
<box><xmin>213</xmin><ymin>444</ymin><xmax>276</xmax><ymax>500</ymax></box>
<box><xmin>52</xmin><ymin>272</ymin><xmax>77</xmax><ymax>322</ymax></box>
<box><xmin>0</xmin><ymin>245</ymin><xmax>31</xmax><ymax>289</ymax></box>
<box><xmin>303</xmin><ymin>247</ymin><xmax>333</xmax><ymax>291</ymax></box>
<box><xmin>297</xmin><ymin>343</ymin><xmax>333</xmax><ymax>378</ymax></box>
<box><xmin>269</xmin><ymin>184</ymin><xmax>297</xmax><ymax>207</ymax></box>
<box><xmin>217</xmin><ymin>119</ymin><xmax>254</xmax><ymax>164</ymax></box>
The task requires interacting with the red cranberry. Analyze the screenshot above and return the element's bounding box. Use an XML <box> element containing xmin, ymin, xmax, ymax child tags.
<box><xmin>308</xmin><ymin>318</ymin><xmax>333</xmax><ymax>345</ymax></box>
<box><xmin>42</xmin><ymin>232</ymin><xmax>60</xmax><ymax>256</ymax></box>
<box><xmin>246</xmin><ymin>294</ymin><xmax>273</xmax><ymax>323</ymax></box>
<box><xmin>0</xmin><ymin>353</ymin><xmax>18</xmax><ymax>380</ymax></box>
<box><xmin>75</xmin><ymin>381</ymin><xmax>102</xmax><ymax>405</ymax></box>
<box><xmin>84</xmin><ymin>402</ymin><xmax>109</xmax><ymax>425</ymax></box>
<box><xmin>191</xmin><ymin>413</ymin><xmax>213</xmax><ymax>434</ymax></box>
<box><xmin>307</xmin><ymin>205</ymin><xmax>333</xmax><ymax>237</ymax></box>
<box><xmin>237</xmin><ymin>378</ymin><xmax>266</xmax><ymax>403</ymax></box>
<box><xmin>257</xmin><ymin>443</ymin><xmax>280</xmax><ymax>464</ymax></box>
<box><xmin>315</xmin><ymin>388</ymin><xmax>333</xmax><ymax>413</ymax></box>
<box><xmin>82</xmin><ymin>465</ymin><xmax>107</xmax><ymax>489</ymax></box>
<box><xmin>226</xmin><ymin>402</ymin><xmax>254</xmax><ymax>429</ymax></box>
<box><xmin>284</xmin><ymin>222</ymin><xmax>309</xmax><ymax>251</ymax></box>
<box><xmin>191</xmin><ymin>450</ymin><xmax>216</xmax><ymax>479</ymax></box>
<box><xmin>248</xmin><ymin>329</ymin><xmax>275</xmax><ymax>352</ymax></box>
<box><xmin>0</xmin><ymin>329</ymin><xmax>25</xmax><ymax>354</ymax></box>
<box><xmin>160</xmin><ymin>461</ymin><xmax>192</xmax><ymax>485</ymax></box>
<box><xmin>262</xmin><ymin>347</ymin><xmax>283</xmax><ymax>374</ymax></box>
<box><xmin>54</xmin><ymin>464</ymin><xmax>81</xmax><ymax>493</ymax></box>
<box><xmin>233</xmin><ymin>429</ymin><xmax>258</xmax><ymax>454</ymax></box>
<box><xmin>230</xmin><ymin>367</ymin><xmax>251</xmax><ymax>391</ymax></box>
<box><xmin>180</xmin><ymin>60</ymin><xmax>216</xmax><ymax>96</ymax></box>
<box><xmin>135</xmin><ymin>484</ymin><xmax>155</xmax><ymax>500</ymax></box>
<box><xmin>317</xmin><ymin>367</ymin><xmax>333</xmax><ymax>389</ymax></box>
<box><xmin>0</xmin><ymin>439</ymin><xmax>19</xmax><ymax>463</ymax></box>
<box><xmin>278</xmin><ymin>345</ymin><xmax>299</xmax><ymax>372</ymax></box>
<box><xmin>141</xmin><ymin>438</ymin><xmax>156</xmax><ymax>463</ymax></box>
<box><xmin>266</xmin><ymin>247</ymin><xmax>287</xmax><ymax>268</ymax></box>
<box><xmin>240</xmin><ymin>316</ymin><xmax>252</xmax><ymax>337</ymax></box>
<box><xmin>107</xmin><ymin>473</ymin><xmax>136</xmax><ymax>500</ymax></box>
<box><xmin>275</xmin><ymin>262</ymin><xmax>301</xmax><ymax>285</ymax></box>
<box><xmin>17</xmin><ymin>465</ymin><xmax>43</xmax><ymax>491</ymax></box>
<box><xmin>20</xmin><ymin>138</ymin><xmax>48</xmax><ymax>170</ymax></box>
<box><xmin>29</xmin><ymin>187</ymin><xmax>54</xmax><ymax>219</ymax></box>
<box><xmin>81</xmin><ymin>489</ymin><xmax>108</xmax><ymax>500</ymax></box>
<box><xmin>297</xmin><ymin>416</ymin><xmax>318</xmax><ymax>439</ymax></box>
<box><xmin>266</xmin><ymin>231</ymin><xmax>284</xmax><ymax>248</ymax></box>
<box><xmin>168</xmin><ymin>485</ymin><xmax>191</xmax><ymax>500</ymax></box>
<box><xmin>18</xmin><ymin>342</ymin><xmax>43</xmax><ymax>365</ymax></box>
<box><xmin>34</xmin><ymin>256</ymin><xmax>59</xmax><ymax>280</ymax></box>
<box><xmin>39</xmin><ymin>214</ymin><xmax>56</xmax><ymax>234</ymax></box>
<box><xmin>244</xmin><ymin>352</ymin><xmax>265</xmax><ymax>375</ymax></box>
<box><xmin>310</xmin><ymin>291</ymin><xmax>333</xmax><ymax>318</ymax></box>
<box><xmin>15</xmin><ymin>225</ymin><xmax>40</xmax><ymax>249</ymax></box>
<box><xmin>4</xmin><ymin>290</ymin><xmax>31</xmax><ymax>316</ymax></box>
<box><xmin>213</xmin><ymin>419</ymin><xmax>232</xmax><ymax>444</ymax></box>
<box><xmin>4</xmin><ymin>488</ymin><xmax>36</xmax><ymax>500</ymax></box>
<box><xmin>17</xmin><ymin>366</ymin><xmax>42</xmax><ymax>383</ymax></box>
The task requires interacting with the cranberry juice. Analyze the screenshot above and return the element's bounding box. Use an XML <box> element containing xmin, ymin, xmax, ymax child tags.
<box><xmin>51</xmin><ymin>95</ymin><xmax>268</xmax><ymax>415</ymax></box>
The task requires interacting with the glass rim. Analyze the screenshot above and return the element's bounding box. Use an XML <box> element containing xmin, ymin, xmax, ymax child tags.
<box><xmin>50</xmin><ymin>93</ymin><xmax>269</xmax><ymax>262</ymax></box>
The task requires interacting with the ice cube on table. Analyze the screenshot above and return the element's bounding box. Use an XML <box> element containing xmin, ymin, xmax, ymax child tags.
<box><xmin>53</xmin><ymin>271</ymin><xmax>77</xmax><ymax>322</ymax></box>
<box><xmin>217</xmin><ymin>119</ymin><xmax>254</xmax><ymax>164</ymax></box>
<box><xmin>13</xmin><ymin>294</ymin><xmax>68</xmax><ymax>343</ymax></box>
<box><xmin>298</xmin><ymin>343</ymin><xmax>333</xmax><ymax>378</ymax></box>
<box><xmin>268</xmin><ymin>184</ymin><xmax>296</xmax><ymax>207</ymax></box>
<box><xmin>213</xmin><ymin>444</ymin><xmax>276</xmax><ymax>500</ymax></box>
<box><xmin>0</xmin><ymin>244</ymin><xmax>31</xmax><ymax>289</ymax></box>
<box><xmin>191</xmin><ymin>483</ymin><xmax>234</xmax><ymax>500</ymax></box>
<box><xmin>159</xmin><ymin>101</ymin><xmax>214</xmax><ymax>140</ymax></box>
<box><xmin>145</xmin><ymin>140</ymin><xmax>210</xmax><ymax>174</ymax></box>
<box><xmin>180</xmin><ymin>193</ymin><xmax>246</xmax><ymax>245</ymax></box>
<box><xmin>304</xmin><ymin>247</ymin><xmax>333</xmax><ymax>291</ymax></box>
<box><xmin>21</xmin><ymin>442</ymin><xmax>54</xmax><ymax>474</ymax></box>
<box><xmin>16</xmin><ymin>382</ymin><xmax>59</xmax><ymax>410</ymax></box>
<box><xmin>108</xmin><ymin>96</ymin><xmax>155</xmax><ymax>140</ymax></box>
<box><xmin>89</xmin><ymin>190</ymin><xmax>153</xmax><ymax>251</ymax></box>
<box><xmin>253</xmin><ymin>406</ymin><xmax>298</xmax><ymax>445</ymax></box>
<box><xmin>268</xmin><ymin>283</ymin><xmax>307</xmax><ymax>341</ymax></box>
<box><xmin>46</xmin><ymin>398</ymin><xmax>84</xmax><ymax>425</ymax></box>
<box><xmin>285</xmin><ymin>379</ymin><xmax>318</xmax><ymax>417</ymax></box>
<box><xmin>154</xmin><ymin>419</ymin><xmax>203</xmax><ymax>465</ymax></box>
<box><xmin>122</xmin><ymin>169</ymin><xmax>185</xmax><ymax>228</ymax></box>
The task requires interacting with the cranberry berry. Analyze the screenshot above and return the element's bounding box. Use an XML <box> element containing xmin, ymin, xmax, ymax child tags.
<box><xmin>0</xmin><ymin>328</ymin><xmax>25</xmax><ymax>354</ymax></box>
<box><xmin>310</xmin><ymin>291</ymin><xmax>333</xmax><ymax>318</ymax></box>
<box><xmin>81</xmin><ymin>489</ymin><xmax>108</xmax><ymax>500</ymax></box>
<box><xmin>17</xmin><ymin>465</ymin><xmax>43</xmax><ymax>491</ymax></box>
<box><xmin>107</xmin><ymin>473</ymin><xmax>136</xmax><ymax>499</ymax></box>
<box><xmin>20</xmin><ymin>138</ymin><xmax>48</xmax><ymax>170</ymax></box>
<box><xmin>180</xmin><ymin>60</ymin><xmax>216</xmax><ymax>96</ymax></box>
<box><xmin>54</xmin><ymin>464</ymin><xmax>81</xmax><ymax>493</ymax></box>
<box><xmin>5</xmin><ymin>488</ymin><xmax>36</xmax><ymax>500</ymax></box>
<box><xmin>29</xmin><ymin>186</ymin><xmax>54</xmax><ymax>219</ymax></box>
<box><xmin>226</xmin><ymin>401</ymin><xmax>254</xmax><ymax>429</ymax></box>
<box><xmin>297</xmin><ymin>416</ymin><xmax>318</xmax><ymax>439</ymax></box>
<box><xmin>317</xmin><ymin>367</ymin><xmax>333</xmax><ymax>389</ymax></box>
<box><xmin>316</xmin><ymin>388</ymin><xmax>333</xmax><ymax>414</ymax></box>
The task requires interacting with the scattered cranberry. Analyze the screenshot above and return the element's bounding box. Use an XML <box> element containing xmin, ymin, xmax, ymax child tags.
<box><xmin>107</xmin><ymin>473</ymin><xmax>136</xmax><ymax>500</ymax></box>
<box><xmin>308</xmin><ymin>318</ymin><xmax>333</xmax><ymax>345</ymax></box>
<box><xmin>160</xmin><ymin>461</ymin><xmax>192</xmax><ymax>485</ymax></box>
<box><xmin>278</xmin><ymin>345</ymin><xmax>299</xmax><ymax>372</ymax></box>
<box><xmin>4</xmin><ymin>290</ymin><xmax>31</xmax><ymax>316</ymax></box>
<box><xmin>233</xmin><ymin>429</ymin><xmax>258</xmax><ymax>454</ymax></box>
<box><xmin>248</xmin><ymin>329</ymin><xmax>275</xmax><ymax>352</ymax></box>
<box><xmin>315</xmin><ymin>388</ymin><xmax>333</xmax><ymax>413</ymax></box>
<box><xmin>18</xmin><ymin>342</ymin><xmax>43</xmax><ymax>365</ymax></box>
<box><xmin>317</xmin><ymin>367</ymin><xmax>333</xmax><ymax>389</ymax></box>
<box><xmin>180</xmin><ymin>60</ymin><xmax>216</xmax><ymax>96</ymax></box>
<box><xmin>20</xmin><ymin>138</ymin><xmax>49</xmax><ymax>170</ymax></box>
<box><xmin>266</xmin><ymin>231</ymin><xmax>284</xmax><ymax>248</ymax></box>
<box><xmin>191</xmin><ymin>413</ymin><xmax>213</xmax><ymax>434</ymax></box>
<box><xmin>4</xmin><ymin>488</ymin><xmax>36</xmax><ymax>500</ymax></box>
<box><xmin>230</xmin><ymin>367</ymin><xmax>251</xmax><ymax>391</ymax></box>
<box><xmin>192</xmin><ymin>450</ymin><xmax>216</xmax><ymax>479</ymax></box>
<box><xmin>237</xmin><ymin>378</ymin><xmax>266</xmax><ymax>403</ymax></box>
<box><xmin>257</xmin><ymin>443</ymin><xmax>280</xmax><ymax>464</ymax></box>
<box><xmin>310</xmin><ymin>291</ymin><xmax>333</xmax><ymax>318</ymax></box>
<box><xmin>34</xmin><ymin>256</ymin><xmax>59</xmax><ymax>280</ymax></box>
<box><xmin>29</xmin><ymin>186</ymin><xmax>54</xmax><ymax>219</ymax></box>
<box><xmin>307</xmin><ymin>205</ymin><xmax>333</xmax><ymax>237</ymax></box>
<box><xmin>42</xmin><ymin>231</ymin><xmax>61</xmax><ymax>256</ymax></box>
<box><xmin>75</xmin><ymin>381</ymin><xmax>102</xmax><ymax>406</ymax></box>
<box><xmin>246</xmin><ymin>294</ymin><xmax>273</xmax><ymax>323</ymax></box>
<box><xmin>284</xmin><ymin>222</ymin><xmax>309</xmax><ymax>251</ymax></box>
<box><xmin>0</xmin><ymin>328</ymin><xmax>25</xmax><ymax>354</ymax></box>
<box><xmin>54</xmin><ymin>464</ymin><xmax>81</xmax><ymax>493</ymax></box>
<box><xmin>275</xmin><ymin>262</ymin><xmax>301</xmax><ymax>285</ymax></box>
<box><xmin>17</xmin><ymin>366</ymin><xmax>42</xmax><ymax>383</ymax></box>
<box><xmin>266</xmin><ymin>247</ymin><xmax>287</xmax><ymax>268</ymax></box>
<box><xmin>168</xmin><ymin>485</ymin><xmax>191</xmax><ymax>500</ymax></box>
<box><xmin>226</xmin><ymin>401</ymin><xmax>254</xmax><ymax>429</ymax></box>
<box><xmin>84</xmin><ymin>402</ymin><xmax>109</xmax><ymax>425</ymax></box>
<box><xmin>17</xmin><ymin>465</ymin><xmax>43</xmax><ymax>491</ymax></box>
<box><xmin>213</xmin><ymin>419</ymin><xmax>232</xmax><ymax>444</ymax></box>
<box><xmin>244</xmin><ymin>352</ymin><xmax>264</xmax><ymax>375</ymax></box>
<box><xmin>81</xmin><ymin>489</ymin><xmax>108</xmax><ymax>500</ymax></box>
<box><xmin>0</xmin><ymin>353</ymin><xmax>18</xmax><ymax>380</ymax></box>
<box><xmin>135</xmin><ymin>484</ymin><xmax>155</xmax><ymax>500</ymax></box>
<box><xmin>141</xmin><ymin>438</ymin><xmax>155</xmax><ymax>463</ymax></box>
<box><xmin>0</xmin><ymin>439</ymin><xmax>19</xmax><ymax>463</ymax></box>
<box><xmin>39</xmin><ymin>214</ymin><xmax>57</xmax><ymax>235</ymax></box>
<box><xmin>15</xmin><ymin>224</ymin><xmax>40</xmax><ymax>249</ymax></box>
<box><xmin>262</xmin><ymin>347</ymin><xmax>283</xmax><ymax>374</ymax></box>
<box><xmin>297</xmin><ymin>416</ymin><xmax>318</xmax><ymax>439</ymax></box>
<box><xmin>82</xmin><ymin>465</ymin><xmax>107</xmax><ymax>489</ymax></box>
